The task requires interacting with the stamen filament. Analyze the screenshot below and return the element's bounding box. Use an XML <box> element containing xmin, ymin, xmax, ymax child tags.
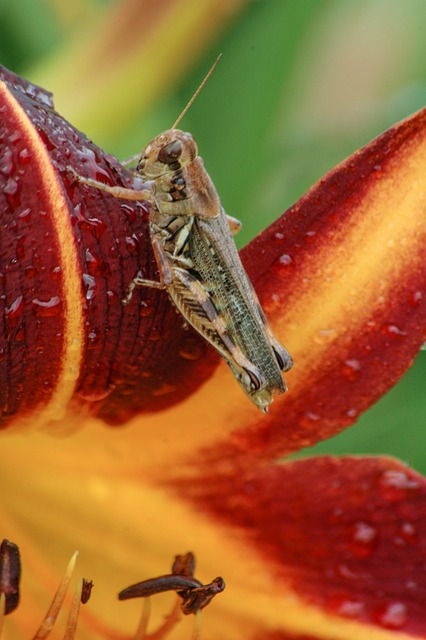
<box><xmin>32</xmin><ymin>551</ymin><xmax>78</xmax><ymax>640</ymax></box>
<box><xmin>145</xmin><ymin>598</ymin><xmax>181</xmax><ymax>640</ymax></box>
<box><xmin>0</xmin><ymin>593</ymin><xmax>5</xmax><ymax>636</ymax></box>
<box><xmin>63</xmin><ymin>580</ymin><xmax>82</xmax><ymax>640</ymax></box>
<box><xmin>133</xmin><ymin>597</ymin><xmax>151</xmax><ymax>640</ymax></box>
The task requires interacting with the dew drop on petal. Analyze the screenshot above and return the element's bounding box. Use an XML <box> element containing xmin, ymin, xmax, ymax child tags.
<box><xmin>272</xmin><ymin>231</ymin><xmax>284</xmax><ymax>243</ymax></box>
<box><xmin>305</xmin><ymin>230</ymin><xmax>317</xmax><ymax>244</ymax></box>
<box><xmin>0</xmin><ymin>148</ymin><xmax>14</xmax><ymax>175</ymax></box>
<box><xmin>395</xmin><ymin>521</ymin><xmax>417</xmax><ymax>545</ymax></box>
<box><xmin>139</xmin><ymin>300</ymin><xmax>154</xmax><ymax>317</ymax></box>
<box><xmin>328</xmin><ymin>593</ymin><xmax>365</xmax><ymax>619</ymax></box>
<box><xmin>24</xmin><ymin>265</ymin><xmax>38</xmax><ymax>279</ymax></box>
<box><xmin>377</xmin><ymin>469</ymin><xmax>420</xmax><ymax>502</ymax></box>
<box><xmin>83</xmin><ymin>274</ymin><xmax>96</xmax><ymax>300</ymax></box>
<box><xmin>408</xmin><ymin>290</ymin><xmax>423</xmax><ymax>308</ymax></box>
<box><xmin>85</xmin><ymin>248</ymin><xmax>111</xmax><ymax>277</ymax></box>
<box><xmin>347</xmin><ymin>522</ymin><xmax>378</xmax><ymax>558</ymax></box>
<box><xmin>4</xmin><ymin>176</ymin><xmax>18</xmax><ymax>195</ymax></box>
<box><xmin>341</xmin><ymin>359</ymin><xmax>362</xmax><ymax>381</ymax></box>
<box><xmin>298</xmin><ymin>411</ymin><xmax>320</xmax><ymax>430</ymax></box>
<box><xmin>381</xmin><ymin>323</ymin><xmax>407</xmax><ymax>339</ymax></box>
<box><xmin>179</xmin><ymin>338</ymin><xmax>204</xmax><ymax>361</ymax></box>
<box><xmin>125</xmin><ymin>236</ymin><xmax>137</xmax><ymax>254</ymax></box>
<box><xmin>18</xmin><ymin>207</ymin><xmax>31</xmax><ymax>221</ymax></box>
<box><xmin>49</xmin><ymin>265</ymin><xmax>62</xmax><ymax>281</ymax></box>
<box><xmin>5</xmin><ymin>295</ymin><xmax>24</xmax><ymax>320</ymax></box>
<box><xmin>148</xmin><ymin>327</ymin><xmax>161</xmax><ymax>341</ymax></box>
<box><xmin>373</xmin><ymin>602</ymin><xmax>408</xmax><ymax>629</ymax></box>
<box><xmin>32</xmin><ymin>296</ymin><xmax>62</xmax><ymax>317</ymax></box>
<box><xmin>18</xmin><ymin>148</ymin><xmax>31</xmax><ymax>164</ymax></box>
<box><xmin>106</xmin><ymin>290</ymin><xmax>119</xmax><ymax>305</ymax></box>
<box><xmin>77</xmin><ymin>386</ymin><xmax>114</xmax><ymax>402</ymax></box>
<box><xmin>121</xmin><ymin>203</ymin><xmax>137</xmax><ymax>223</ymax></box>
<box><xmin>273</xmin><ymin>253</ymin><xmax>294</xmax><ymax>274</ymax></box>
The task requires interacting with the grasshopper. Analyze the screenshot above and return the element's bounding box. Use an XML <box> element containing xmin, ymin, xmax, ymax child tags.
<box><xmin>70</xmin><ymin>60</ymin><xmax>293</xmax><ymax>412</ymax></box>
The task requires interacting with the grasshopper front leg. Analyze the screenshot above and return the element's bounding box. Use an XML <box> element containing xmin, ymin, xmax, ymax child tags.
<box><xmin>68</xmin><ymin>166</ymin><xmax>153</xmax><ymax>202</ymax></box>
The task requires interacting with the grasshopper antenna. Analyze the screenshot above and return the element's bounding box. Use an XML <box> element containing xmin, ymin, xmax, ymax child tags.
<box><xmin>171</xmin><ymin>54</ymin><xmax>222</xmax><ymax>130</ymax></box>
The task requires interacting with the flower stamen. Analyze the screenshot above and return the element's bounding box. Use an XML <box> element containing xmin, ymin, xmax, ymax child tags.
<box><xmin>32</xmin><ymin>550</ymin><xmax>78</xmax><ymax>640</ymax></box>
<box><xmin>120</xmin><ymin>552</ymin><xmax>225</xmax><ymax>639</ymax></box>
<box><xmin>0</xmin><ymin>539</ymin><xmax>21</xmax><ymax>615</ymax></box>
<box><xmin>62</xmin><ymin>580</ymin><xmax>82</xmax><ymax>640</ymax></box>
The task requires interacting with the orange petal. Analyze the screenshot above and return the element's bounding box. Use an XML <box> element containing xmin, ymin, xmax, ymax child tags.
<box><xmin>175</xmin><ymin>456</ymin><xmax>426</xmax><ymax>638</ymax></box>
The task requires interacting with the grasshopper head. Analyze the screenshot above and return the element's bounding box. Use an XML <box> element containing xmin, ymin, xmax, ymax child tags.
<box><xmin>137</xmin><ymin>130</ymin><xmax>198</xmax><ymax>179</ymax></box>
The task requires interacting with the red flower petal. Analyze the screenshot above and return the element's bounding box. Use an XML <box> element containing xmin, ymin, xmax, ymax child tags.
<box><xmin>193</xmin><ymin>107</ymin><xmax>426</xmax><ymax>466</ymax></box>
<box><xmin>0</xmin><ymin>66</ymin><xmax>215</xmax><ymax>429</ymax></box>
<box><xmin>179</xmin><ymin>456</ymin><xmax>426</xmax><ymax>637</ymax></box>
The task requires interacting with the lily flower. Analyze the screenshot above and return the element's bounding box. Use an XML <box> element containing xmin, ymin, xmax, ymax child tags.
<box><xmin>0</xmin><ymin>63</ymin><xmax>425</xmax><ymax>640</ymax></box>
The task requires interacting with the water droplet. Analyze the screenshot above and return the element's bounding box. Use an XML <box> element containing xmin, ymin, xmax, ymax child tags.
<box><xmin>381</xmin><ymin>323</ymin><xmax>407</xmax><ymax>339</ymax></box>
<box><xmin>32</xmin><ymin>296</ymin><xmax>62</xmax><ymax>317</ymax></box>
<box><xmin>125</xmin><ymin>236</ymin><xmax>137</xmax><ymax>254</ymax></box>
<box><xmin>85</xmin><ymin>249</ymin><xmax>111</xmax><ymax>277</ymax></box>
<box><xmin>106</xmin><ymin>290</ymin><xmax>119</xmax><ymax>305</ymax></box>
<box><xmin>179</xmin><ymin>338</ymin><xmax>204</xmax><ymax>360</ymax></box>
<box><xmin>408</xmin><ymin>290</ymin><xmax>422</xmax><ymax>308</ymax></box>
<box><xmin>139</xmin><ymin>300</ymin><xmax>154</xmax><ymax>317</ymax></box>
<box><xmin>396</xmin><ymin>521</ymin><xmax>417</xmax><ymax>545</ymax></box>
<box><xmin>18</xmin><ymin>207</ymin><xmax>31</xmax><ymax>221</ymax></box>
<box><xmin>87</xmin><ymin>328</ymin><xmax>101</xmax><ymax>347</ymax></box>
<box><xmin>273</xmin><ymin>253</ymin><xmax>293</xmax><ymax>273</ymax></box>
<box><xmin>0</xmin><ymin>148</ymin><xmax>14</xmax><ymax>175</ymax></box>
<box><xmin>148</xmin><ymin>328</ymin><xmax>161</xmax><ymax>341</ymax></box>
<box><xmin>74</xmin><ymin>203</ymin><xmax>107</xmax><ymax>238</ymax></box>
<box><xmin>18</xmin><ymin>148</ymin><xmax>31</xmax><ymax>164</ymax></box>
<box><xmin>345</xmin><ymin>408</ymin><xmax>358</xmax><ymax>419</ymax></box>
<box><xmin>24</xmin><ymin>265</ymin><xmax>38</xmax><ymax>279</ymax></box>
<box><xmin>5</xmin><ymin>295</ymin><xmax>24</xmax><ymax>320</ymax></box>
<box><xmin>8</xmin><ymin>130</ymin><xmax>22</xmax><ymax>143</ymax></box>
<box><xmin>298</xmin><ymin>411</ymin><xmax>320</xmax><ymax>430</ymax></box>
<box><xmin>341</xmin><ymin>359</ymin><xmax>362</xmax><ymax>381</ymax></box>
<box><xmin>75</xmin><ymin>147</ymin><xmax>111</xmax><ymax>182</ymax></box>
<box><xmin>305</xmin><ymin>230</ymin><xmax>317</xmax><ymax>243</ymax></box>
<box><xmin>152</xmin><ymin>382</ymin><xmax>177</xmax><ymax>396</ymax></box>
<box><xmin>373</xmin><ymin>602</ymin><xmax>407</xmax><ymax>629</ymax></box>
<box><xmin>83</xmin><ymin>274</ymin><xmax>96</xmax><ymax>300</ymax></box>
<box><xmin>4</xmin><ymin>176</ymin><xmax>18</xmax><ymax>195</ymax></box>
<box><xmin>121</xmin><ymin>203</ymin><xmax>137</xmax><ymax>223</ymax></box>
<box><xmin>77</xmin><ymin>386</ymin><xmax>114</xmax><ymax>401</ymax></box>
<box><xmin>327</xmin><ymin>593</ymin><xmax>365</xmax><ymax>619</ymax></box>
<box><xmin>378</xmin><ymin>469</ymin><xmax>420</xmax><ymax>502</ymax></box>
<box><xmin>347</xmin><ymin>522</ymin><xmax>378</xmax><ymax>558</ymax></box>
<box><xmin>49</xmin><ymin>265</ymin><xmax>61</xmax><ymax>280</ymax></box>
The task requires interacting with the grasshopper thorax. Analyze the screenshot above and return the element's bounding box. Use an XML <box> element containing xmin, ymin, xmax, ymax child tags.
<box><xmin>137</xmin><ymin>129</ymin><xmax>198</xmax><ymax>180</ymax></box>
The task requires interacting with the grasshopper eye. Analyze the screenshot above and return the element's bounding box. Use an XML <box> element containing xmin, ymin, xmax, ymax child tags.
<box><xmin>158</xmin><ymin>140</ymin><xmax>183</xmax><ymax>166</ymax></box>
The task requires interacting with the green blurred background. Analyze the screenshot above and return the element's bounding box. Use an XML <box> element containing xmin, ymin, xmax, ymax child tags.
<box><xmin>1</xmin><ymin>0</ymin><xmax>425</xmax><ymax>469</ymax></box>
